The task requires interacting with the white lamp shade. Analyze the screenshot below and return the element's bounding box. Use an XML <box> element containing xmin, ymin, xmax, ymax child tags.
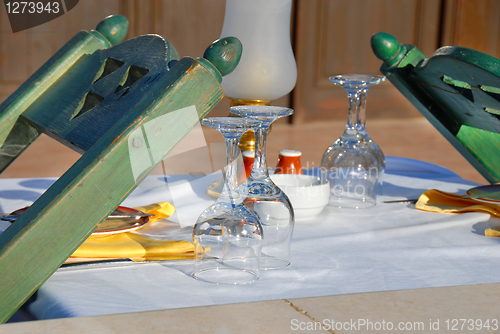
<box><xmin>220</xmin><ymin>0</ymin><xmax>297</xmax><ymax>101</ymax></box>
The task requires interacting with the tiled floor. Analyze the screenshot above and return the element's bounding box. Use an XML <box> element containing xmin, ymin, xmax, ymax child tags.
<box><xmin>3</xmin><ymin>283</ymin><xmax>500</xmax><ymax>333</ymax></box>
<box><xmin>0</xmin><ymin>116</ymin><xmax>488</xmax><ymax>185</ymax></box>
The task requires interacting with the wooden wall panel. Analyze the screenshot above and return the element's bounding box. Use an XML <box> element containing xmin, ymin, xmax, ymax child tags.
<box><xmin>1</xmin><ymin>9</ymin><xmax>29</xmax><ymax>82</ymax></box>
<box><xmin>3</xmin><ymin>0</ymin><xmax>498</xmax><ymax>123</ymax></box>
<box><xmin>0</xmin><ymin>0</ymin><xmax>295</xmax><ymax>117</ymax></box>
<box><xmin>0</xmin><ymin>0</ymin><xmax>121</xmax><ymax>103</ymax></box>
<box><xmin>293</xmin><ymin>0</ymin><xmax>441</xmax><ymax>123</ymax></box>
<box><xmin>121</xmin><ymin>0</ymin><xmax>233</xmax><ymax>117</ymax></box>
<box><xmin>441</xmin><ymin>0</ymin><xmax>500</xmax><ymax>58</ymax></box>
<box><xmin>0</xmin><ymin>0</ymin><xmax>237</xmax><ymax>116</ymax></box>
<box><xmin>120</xmin><ymin>0</ymin><xmax>227</xmax><ymax>58</ymax></box>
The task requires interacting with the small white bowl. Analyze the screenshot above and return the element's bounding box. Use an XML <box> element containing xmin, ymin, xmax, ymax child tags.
<box><xmin>270</xmin><ymin>174</ymin><xmax>330</xmax><ymax>221</ymax></box>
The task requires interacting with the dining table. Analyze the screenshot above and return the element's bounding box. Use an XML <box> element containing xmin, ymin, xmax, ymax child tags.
<box><xmin>1</xmin><ymin>155</ymin><xmax>500</xmax><ymax>333</ymax></box>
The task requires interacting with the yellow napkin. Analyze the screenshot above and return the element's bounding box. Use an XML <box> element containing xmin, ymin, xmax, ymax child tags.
<box><xmin>133</xmin><ymin>202</ymin><xmax>176</xmax><ymax>222</ymax></box>
<box><xmin>416</xmin><ymin>189</ymin><xmax>500</xmax><ymax>237</ymax></box>
<box><xmin>69</xmin><ymin>202</ymin><xmax>194</xmax><ymax>261</ymax></box>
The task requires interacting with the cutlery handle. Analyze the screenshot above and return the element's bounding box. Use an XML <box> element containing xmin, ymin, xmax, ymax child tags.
<box><xmin>383</xmin><ymin>199</ymin><xmax>418</xmax><ymax>204</ymax></box>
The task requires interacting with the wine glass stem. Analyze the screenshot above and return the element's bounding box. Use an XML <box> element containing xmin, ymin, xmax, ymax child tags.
<box><xmin>353</xmin><ymin>88</ymin><xmax>369</xmax><ymax>135</ymax></box>
<box><xmin>251</xmin><ymin>126</ymin><xmax>270</xmax><ymax>180</ymax></box>
<box><xmin>220</xmin><ymin>136</ymin><xmax>241</xmax><ymax>204</ymax></box>
<box><xmin>345</xmin><ymin>89</ymin><xmax>361</xmax><ymax>136</ymax></box>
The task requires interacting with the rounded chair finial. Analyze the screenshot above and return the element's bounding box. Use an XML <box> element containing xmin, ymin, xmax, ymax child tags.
<box><xmin>96</xmin><ymin>15</ymin><xmax>129</xmax><ymax>46</ymax></box>
<box><xmin>203</xmin><ymin>37</ymin><xmax>243</xmax><ymax>77</ymax></box>
<box><xmin>371</xmin><ymin>32</ymin><xmax>402</xmax><ymax>63</ymax></box>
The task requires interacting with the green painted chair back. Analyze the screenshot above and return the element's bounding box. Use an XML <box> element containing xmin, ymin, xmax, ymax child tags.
<box><xmin>0</xmin><ymin>15</ymin><xmax>242</xmax><ymax>322</ymax></box>
<box><xmin>372</xmin><ymin>32</ymin><xmax>500</xmax><ymax>184</ymax></box>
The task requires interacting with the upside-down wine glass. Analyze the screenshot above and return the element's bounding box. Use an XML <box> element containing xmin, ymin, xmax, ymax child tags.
<box><xmin>321</xmin><ymin>74</ymin><xmax>386</xmax><ymax>209</ymax></box>
<box><xmin>193</xmin><ymin>117</ymin><xmax>264</xmax><ymax>284</ymax></box>
<box><xmin>230</xmin><ymin>105</ymin><xmax>294</xmax><ymax>270</ymax></box>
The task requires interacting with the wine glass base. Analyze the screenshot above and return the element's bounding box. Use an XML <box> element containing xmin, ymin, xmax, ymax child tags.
<box><xmin>260</xmin><ymin>255</ymin><xmax>290</xmax><ymax>270</ymax></box>
<box><xmin>192</xmin><ymin>267</ymin><xmax>259</xmax><ymax>285</ymax></box>
<box><xmin>329</xmin><ymin>196</ymin><xmax>376</xmax><ymax>209</ymax></box>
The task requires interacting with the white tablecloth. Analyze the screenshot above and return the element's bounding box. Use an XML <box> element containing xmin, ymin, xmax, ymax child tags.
<box><xmin>2</xmin><ymin>157</ymin><xmax>499</xmax><ymax>320</ymax></box>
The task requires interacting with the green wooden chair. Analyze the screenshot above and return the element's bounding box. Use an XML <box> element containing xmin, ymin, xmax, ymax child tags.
<box><xmin>0</xmin><ymin>15</ymin><xmax>242</xmax><ymax>322</ymax></box>
<box><xmin>371</xmin><ymin>32</ymin><xmax>500</xmax><ymax>184</ymax></box>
